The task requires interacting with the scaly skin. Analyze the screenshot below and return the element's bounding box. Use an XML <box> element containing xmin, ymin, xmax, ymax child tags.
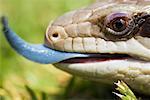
<box><xmin>45</xmin><ymin>0</ymin><xmax>150</xmax><ymax>95</ymax></box>
<box><xmin>1</xmin><ymin>0</ymin><xmax>150</xmax><ymax>95</ymax></box>
<box><xmin>45</xmin><ymin>0</ymin><xmax>150</xmax><ymax>57</ymax></box>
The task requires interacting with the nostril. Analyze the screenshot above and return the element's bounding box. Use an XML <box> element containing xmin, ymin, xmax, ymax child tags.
<box><xmin>52</xmin><ymin>32</ymin><xmax>59</xmax><ymax>38</ymax></box>
<box><xmin>50</xmin><ymin>32</ymin><xmax>61</xmax><ymax>42</ymax></box>
<box><xmin>46</xmin><ymin>26</ymin><xmax>68</xmax><ymax>43</ymax></box>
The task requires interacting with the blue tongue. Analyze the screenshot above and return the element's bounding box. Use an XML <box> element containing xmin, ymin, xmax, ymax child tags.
<box><xmin>1</xmin><ymin>17</ymin><xmax>89</xmax><ymax>64</ymax></box>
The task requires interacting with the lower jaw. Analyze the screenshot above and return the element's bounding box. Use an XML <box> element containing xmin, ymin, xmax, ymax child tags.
<box><xmin>54</xmin><ymin>58</ymin><xmax>150</xmax><ymax>96</ymax></box>
<box><xmin>55</xmin><ymin>58</ymin><xmax>150</xmax><ymax>77</ymax></box>
<box><xmin>54</xmin><ymin>58</ymin><xmax>150</xmax><ymax>83</ymax></box>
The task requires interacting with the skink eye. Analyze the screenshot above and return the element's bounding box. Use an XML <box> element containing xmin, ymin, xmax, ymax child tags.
<box><xmin>103</xmin><ymin>12</ymin><xmax>137</xmax><ymax>41</ymax></box>
<box><xmin>105</xmin><ymin>12</ymin><xmax>130</xmax><ymax>35</ymax></box>
<box><xmin>111</xmin><ymin>18</ymin><xmax>127</xmax><ymax>32</ymax></box>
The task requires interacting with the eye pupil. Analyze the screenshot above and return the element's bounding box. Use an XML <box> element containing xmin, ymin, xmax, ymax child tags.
<box><xmin>113</xmin><ymin>19</ymin><xmax>126</xmax><ymax>32</ymax></box>
<box><xmin>115</xmin><ymin>20</ymin><xmax>124</xmax><ymax>28</ymax></box>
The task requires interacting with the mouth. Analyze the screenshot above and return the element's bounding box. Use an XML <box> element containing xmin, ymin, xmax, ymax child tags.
<box><xmin>1</xmin><ymin>16</ymin><xmax>149</xmax><ymax>65</ymax></box>
<box><xmin>60</xmin><ymin>53</ymin><xmax>135</xmax><ymax>64</ymax></box>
